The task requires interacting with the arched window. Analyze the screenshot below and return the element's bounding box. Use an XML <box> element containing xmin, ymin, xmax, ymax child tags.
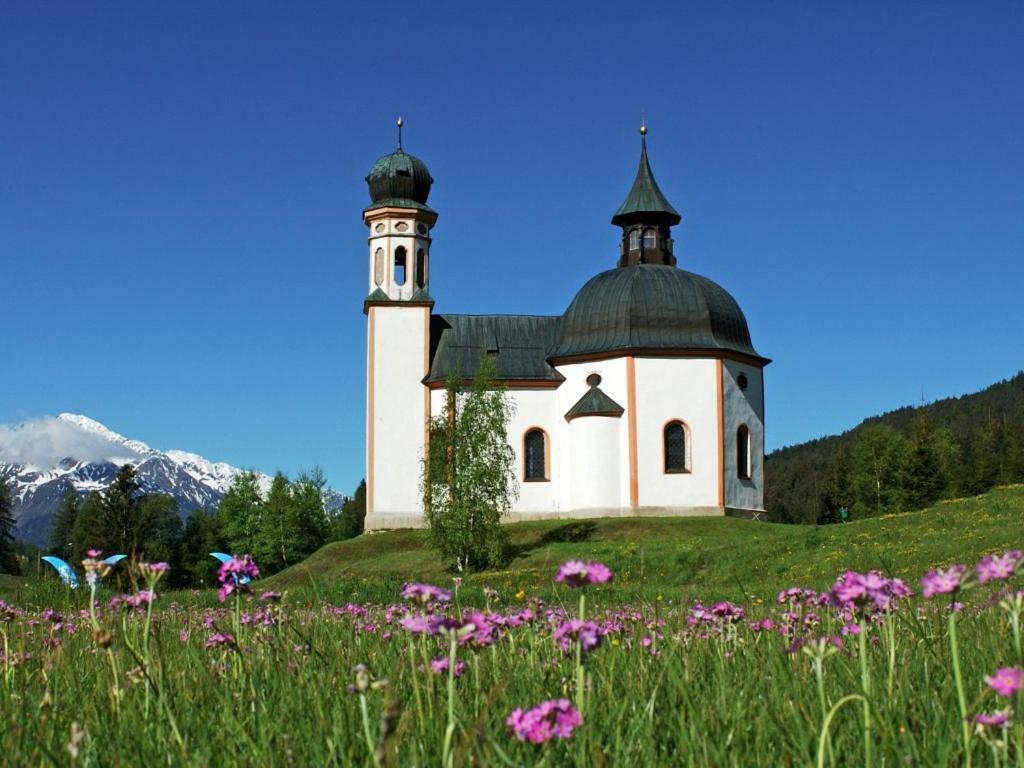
<box><xmin>415</xmin><ymin>249</ymin><xmax>426</xmax><ymax>288</ymax></box>
<box><xmin>394</xmin><ymin>246</ymin><xmax>407</xmax><ymax>286</ymax></box>
<box><xmin>643</xmin><ymin>228</ymin><xmax>657</xmax><ymax>248</ymax></box>
<box><xmin>664</xmin><ymin>421</ymin><xmax>689</xmax><ymax>473</ymax></box>
<box><xmin>737</xmin><ymin>425</ymin><xmax>751</xmax><ymax>480</ymax></box>
<box><xmin>629</xmin><ymin>229</ymin><xmax>640</xmax><ymax>250</ymax></box>
<box><xmin>524</xmin><ymin>428</ymin><xmax>548</xmax><ymax>482</ymax></box>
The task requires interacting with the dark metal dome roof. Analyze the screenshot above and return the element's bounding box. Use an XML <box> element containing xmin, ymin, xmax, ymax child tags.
<box><xmin>550</xmin><ymin>265</ymin><xmax>765</xmax><ymax>362</ymax></box>
<box><xmin>365</xmin><ymin>149</ymin><xmax>434</xmax><ymax>211</ymax></box>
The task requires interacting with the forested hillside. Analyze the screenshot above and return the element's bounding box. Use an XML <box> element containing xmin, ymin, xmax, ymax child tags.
<box><xmin>766</xmin><ymin>371</ymin><xmax>1024</xmax><ymax>524</ymax></box>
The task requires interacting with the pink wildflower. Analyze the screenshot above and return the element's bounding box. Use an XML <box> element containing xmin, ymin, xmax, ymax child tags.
<box><xmin>217</xmin><ymin>555</ymin><xmax>260</xmax><ymax>602</ymax></box>
<box><xmin>920</xmin><ymin>565</ymin><xmax>968</xmax><ymax>598</ymax></box>
<box><xmin>977</xmin><ymin>551</ymin><xmax>1023</xmax><ymax>584</ymax></box>
<box><xmin>400</xmin><ymin>615</ymin><xmax>443</xmax><ymax>635</ymax></box>
<box><xmin>554</xmin><ymin>560</ymin><xmax>614</xmax><ymax>588</ymax></box>
<box><xmin>205</xmin><ymin>632</ymin><xmax>236</xmax><ymax>650</ymax></box>
<box><xmin>507</xmin><ymin>699</ymin><xmax>582</xmax><ymax>743</ymax></box>
<box><xmin>429</xmin><ymin>657</ymin><xmax>467</xmax><ymax>677</ymax></box>
<box><xmin>553</xmin><ymin>620</ymin><xmax>602</xmax><ymax>655</ymax></box>
<box><xmin>971</xmin><ymin>711</ymin><xmax>1011</xmax><ymax>726</ymax></box>
<box><xmin>399</xmin><ymin>583</ymin><xmax>452</xmax><ymax>604</ymax></box>
<box><xmin>985</xmin><ymin>667</ymin><xmax>1023</xmax><ymax>697</ymax></box>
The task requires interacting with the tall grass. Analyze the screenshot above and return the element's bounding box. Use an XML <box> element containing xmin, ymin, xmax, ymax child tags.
<box><xmin>1</xmin><ymin>552</ymin><xmax>1022</xmax><ymax>766</ymax></box>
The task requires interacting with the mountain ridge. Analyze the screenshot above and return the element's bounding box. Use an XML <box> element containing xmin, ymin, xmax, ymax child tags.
<box><xmin>0</xmin><ymin>414</ymin><xmax>341</xmax><ymax>546</ymax></box>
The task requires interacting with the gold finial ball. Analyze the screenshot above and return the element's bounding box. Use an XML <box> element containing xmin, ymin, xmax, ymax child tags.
<box><xmin>397</xmin><ymin>116</ymin><xmax>404</xmax><ymax>128</ymax></box>
<box><xmin>639</xmin><ymin>123</ymin><xmax>648</xmax><ymax>135</ymax></box>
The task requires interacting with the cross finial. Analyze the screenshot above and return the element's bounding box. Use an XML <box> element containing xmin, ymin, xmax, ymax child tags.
<box><xmin>639</xmin><ymin>114</ymin><xmax>647</xmax><ymax>148</ymax></box>
<box><xmin>396</xmin><ymin>116</ymin><xmax>404</xmax><ymax>150</ymax></box>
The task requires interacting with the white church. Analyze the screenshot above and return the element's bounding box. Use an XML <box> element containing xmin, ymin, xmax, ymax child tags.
<box><xmin>362</xmin><ymin>124</ymin><xmax>769</xmax><ymax>530</ymax></box>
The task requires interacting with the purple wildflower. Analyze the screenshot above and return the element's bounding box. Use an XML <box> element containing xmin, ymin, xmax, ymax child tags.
<box><xmin>205</xmin><ymin>632</ymin><xmax>236</xmax><ymax>650</ymax></box>
<box><xmin>985</xmin><ymin>667</ymin><xmax>1023</xmax><ymax>697</ymax></box>
<box><xmin>141</xmin><ymin>562</ymin><xmax>170</xmax><ymax>575</ymax></box>
<box><xmin>977</xmin><ymin>551</ymin><xmax>1023</xmax><ymax>584</ymax></box>
<box><xmin>507</xmin><ymin>699</ymin><xmax>582</xmax><ymax>743</ymax></box>
<box><xmin>429</xmin><ymin>657</ymin><xmax>467</xmax><ymax>677</ymax></box>
<box><xmin>399</xmin><ymin>582</ymin><xmax>452</xmax><ymax>604</ymax></box>
<box><xmin>921</xmin><ymin>565</ymin><xmax>968</xmax><ymax>598</ymax></box>
<box><xmin>400</xmin><ymin>615</ymin><xmax>443</xmax><ymax>635</ymax></box>
<box><xmin>971</xmin><ymin>711</ymin><xmax>1011</xmax><ymax>727</ymax></box>
<box><xmin>553</xmin><ymin>620</ymin><xmax>602</xmax><ymax>655</ymax></box>
<box><xmin>217</xmin><ymin>555</ymin><xmax>260</xmax><ymax>602</ymax></box>
<box><xmin>554</xmin><ymin>560</ymin><xmax>614</xmax><ymax>588</ymax></box>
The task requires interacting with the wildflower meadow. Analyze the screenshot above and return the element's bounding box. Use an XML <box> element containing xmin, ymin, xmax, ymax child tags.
<box><xmin>2</xmin><ymin>549</ymin><xmax>1023</xmax><ymax>766</ymax></box>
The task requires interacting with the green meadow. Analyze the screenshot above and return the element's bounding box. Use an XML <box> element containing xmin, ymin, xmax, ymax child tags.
<box><xmin>1</xmin><ymin>487</ymin><xmax>1022</xmax><ymax>766</ymax></box>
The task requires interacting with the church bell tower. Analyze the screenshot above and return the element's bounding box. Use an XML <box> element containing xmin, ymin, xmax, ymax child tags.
<box><xmin>612</xmin><ymin>125</ymin><xmax>682</xmax><ymax>268</ymax></box>
<box><xmin>362</xmin><ymin>118</ymin><xmax>436</xmax><ymax>528</ymax></box>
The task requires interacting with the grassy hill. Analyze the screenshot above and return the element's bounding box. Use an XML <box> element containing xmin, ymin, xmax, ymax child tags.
<box><xmin>264</xmin><ymin>484</ymin><xmax>1024</xmax><ymax>604</ymax></box>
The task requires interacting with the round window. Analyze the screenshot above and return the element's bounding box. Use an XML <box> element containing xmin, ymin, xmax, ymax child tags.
<box><xmin>395</xmin><ymin>222</ymin><xmax>409</xmax><ymax>232</ymax></box>
<box><xmin>374</xmin><ymin>223</ymin><xmax>385</xmax><ymax>233</ymax></box>
<box><xmin>417</xmin><ymin>223</ymin><xmax>427</xmax><ymax>235</ymax></box>
<box><xmin>738</xmin><ymin>373</ymin><xmax>748</xmax><ymax>391</ymax></box>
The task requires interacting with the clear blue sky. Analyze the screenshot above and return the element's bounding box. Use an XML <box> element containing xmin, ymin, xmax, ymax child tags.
<box><xmin>2</xmin><ymin>2</ymin><xmax>1022</xmax><ymax>495</ymax></box>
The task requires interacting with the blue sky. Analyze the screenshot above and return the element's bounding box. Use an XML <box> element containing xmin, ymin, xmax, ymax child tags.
<box><xmin>2</xmin><ymin>2</ymin><xmax>1022</xmax><ymax>495</ymax></box>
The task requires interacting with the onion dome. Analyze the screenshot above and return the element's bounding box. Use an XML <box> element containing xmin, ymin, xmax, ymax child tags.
<box><xmin>550</xmin><ymin>264</ymin><xmax>766</xmax><ymax>362</ymax></box>
<box><xmin>365</xmin><ymin>119</ymin><xmax>434</xmax><ymax>211</ymax></box>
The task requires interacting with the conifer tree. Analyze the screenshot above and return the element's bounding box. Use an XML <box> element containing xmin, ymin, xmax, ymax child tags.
<box><xmin>99</xmin><ymin>464</ymin><xmax>144</xmax><ymax>561</ymax></box>
<box><xmin>820</xmin><ymin>445</ymin><xmax>852</xmax><ymax>523</ymax></box>
<box><xmin>900</xmin><ymin>415</ymin><xmax>947</xmax><ymax>511</ymax></box>
<box><xmin>0</xmin><ymin>480</ymin><xmax>17</xmax><ymax>574</ymax></box>
<box><xmin>849</xmin><ymin>425</ymin><xmax>907</xmax><ymax>517</ymax></box>
<box><xmin>179</xmin><ymin>508</ymin><xmax>226</xmax><ymax>586</ymax></box>
<box><xmin>48</xmin><ymin>490</ymin><xmax>80</xmax><ymax>556</ymax></box>
<box><xmin>258</xmin><ymin>473</ymin><xmax>294</xmax><ymax>571</ymax></box>
<box><xmin>70</xmin><ymin>492</ymin><xmax>105</xmax><ymax>564</ymax></box>
<box><xmin>219</xmin><ymin>472</ymin><xmax>264</xmax><ymax>556</ymax></box>
<box><xmin>336</xmin><ymin>480</ymin><xmax>367</xmax><ymax>540</ymax></box>
<box><xmin>290</xmin><ymin>468</ymin><xmax>329</xmax><ymax>558</ymax></box>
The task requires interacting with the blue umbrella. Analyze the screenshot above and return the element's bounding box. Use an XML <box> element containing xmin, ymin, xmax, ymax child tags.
<box><xmin>41</xmin><ymin>556</ymin><xmax>79</xmax><ymax>589</ymax></box>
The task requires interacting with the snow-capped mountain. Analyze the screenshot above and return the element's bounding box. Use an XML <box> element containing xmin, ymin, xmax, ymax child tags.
<box><xmin>0</xmin><ymin>414</ymin><xmax>341</xmax><ymax>546</ymax></box>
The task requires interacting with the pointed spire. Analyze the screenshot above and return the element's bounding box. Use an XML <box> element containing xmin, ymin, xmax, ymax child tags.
<box><xmin>611</xmin><ymin>123</ymin><xmax>680</xmax><ymax>227</ymax></box>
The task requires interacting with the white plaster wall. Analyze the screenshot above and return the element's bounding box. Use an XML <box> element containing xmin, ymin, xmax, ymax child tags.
<box><xmin>429</xmin><ymin>387</ymin><xmax>561</xmax><ymax>514</ymax></box>
<box><xmin>555</xmin><ymin>358</ymin><xmax>631</xmax><ymax>509</ymax></box>
<box><xmin>723</xmin><ymin>360</ymin><xmax>765</xmax><ymax>511</ymax></box>
<box><xmin>505</xmin><ymin>389</ymin><xmax>560</xmax><ymax>512</ymax></box>
<box><xmin>634</xmin><ymin>357</ymin><xmax>719</xmax><ymax>508</ymax></box>
<box><xmin>368</xmin><ymin>306</ymin><xmax>428</xmax><ymax>521</ymax></box>
<box><xmin>568</xmin><ymin>416</ymin><xmax>622</xmax><ymax>510</ymax></box>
